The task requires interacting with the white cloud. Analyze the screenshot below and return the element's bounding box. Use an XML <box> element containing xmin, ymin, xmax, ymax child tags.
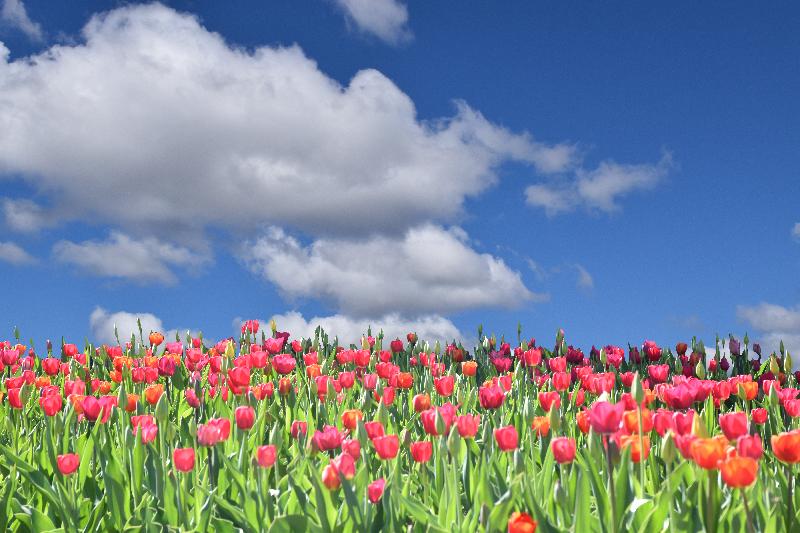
<box><xmin>238</xmin><ymin>311</ymin><xmax>464</xmax><ymax>346</ymax></box>
<box><xmin>0</xmin><ymin>3</ymin><xmax>575</xmax><ymax>240</ymax></box>
<box><xmin>0</xmin><ymin>240</ymin><xmax>36</xmax><ymax>265</ymax></box>
<box><xmin>525</xmin><ymin>152</ymin><xmax>673</xmax><ymax>216</ymax></box>
<box><xmin>2</xmin><ymin>198</ymin><xmax>56</xmax><ymax>233</ymax></box>
<box><xmin>90</xmin><ymin>306</ymin><xmax>204</xmax><ymax>345</ymax></box>
<box><xmin>53</xmin><ymin>231</ymin><xmax>207</xmax><ymax>285</ymax></box>
<box><xmin>792</xmin><ymin>222</ymin><xmax>800</xmax><ymax>241</ymax></box>
<box><xmin>1</xmin><ymin>0</ymin><xmax>43</xmax><ymax>42</ymax></box>
<box><xmin>334</xmin><ymin>0</ymin><xmax>411</xmax><ymax>45</ymax></box>
<box><xmin>737</xmin><ymin>302</ymin><xmax>800</xmax><ymax>360</ymax></box>
<box><xmin>90</xmin><ymin>307</ymin><xmax>164</xmax><ymax>345</ymax></box>
<box><xmin>574</xmin><ymin>263</ymin><xmax>594</xmax><ymax>290</ymax></box>
<box><xmin>242</xmin><ymin>224</ymin><xmax>542</xmax><ymax>317</ymax></box>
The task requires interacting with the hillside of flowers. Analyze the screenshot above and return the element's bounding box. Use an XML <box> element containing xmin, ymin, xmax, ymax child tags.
<box><xmin>0</xmin><ymin>320</ymin><xmax>797</xmax><ymax>532</ymax></box>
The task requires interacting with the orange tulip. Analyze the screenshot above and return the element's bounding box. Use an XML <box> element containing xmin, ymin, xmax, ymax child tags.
<box><xmin>576</xmin><ymin>410</ymin><xmax>590</xmax><ymax>434</ymax></box>
<box><xmin>144</xmin><ymin>384</ymin><xmax>164</xmax><ymax>406</ymax></box>
<box><xmin>620</xmin><ymin>434</ymin><xmax>651</xmax><ymax>463</ymax></box>
<box><xmin>739</xmin><ymin>382</ymin><xmax>758</xmax><ymax>401</ymax></box>
<box><xmin>124</xmin><ymin>394</ymin><xmax>140</xmax><ymax>413</ymax></box>
<box><xmin>508</xmin><ymin>511</ymin><xmax>538</xmax><ymax>533</ymax></box>
<box><xmin>623</xmin><ymin>408</ymin><xmax>653</xmax><ymax>434</ymax></box>
<box><xmin>690</xmin><ymin>436</ymin><xmax>728</xmax><ymax>469</ymax></box>
<box><xmin>462</xmin><ymin>361</ymin><xmax>478</xmax><ymax>377</ymax></box>
<box><xmin>771</xmin><ymin>430</ymin><xmax>800</xmax><ymax>464</ymax></box>
<box><xmin>341</xmin><ymin>409</ymin><xmax>363</xmax><ymax>431</ymax></box>
<box><xmin>720</xmin><ymin>456</ymin><xmax>758</xmax><ymax>488</ymax></box>
<box><xmin>531</xmin><ymin>416</ymin><xmax>550</xmax><ymax>438</ymax></box>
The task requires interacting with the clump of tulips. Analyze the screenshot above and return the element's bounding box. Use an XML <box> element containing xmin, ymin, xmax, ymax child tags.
<box><xmin>0</xmin><ymin>323</ymin><xmax>797</xmax><ymax>532</ymax></box>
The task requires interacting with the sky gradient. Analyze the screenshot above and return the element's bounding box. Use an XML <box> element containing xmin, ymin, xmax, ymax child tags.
<box><xmin>0</xmin><ymin>0</ymin><xmax>798</xmax><ymax>355</ymax></box>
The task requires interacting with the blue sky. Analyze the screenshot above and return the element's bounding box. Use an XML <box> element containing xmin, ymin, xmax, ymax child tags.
<box><xmin>0</xmin><ymin>0</ymin><xmax>798</xmax><ymax>354</ymax></box>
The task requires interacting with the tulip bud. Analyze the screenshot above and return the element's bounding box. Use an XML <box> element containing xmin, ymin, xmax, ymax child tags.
<box><xmin>513</xmin><ymin>448</ymin><xmax>525</xmax><ymax>475</ymax></box>
<box><xmin>269</xmin><ymin>422</ymin><xmax>283</xmax><ymax>452</ymax></box>
<box><xmin>548</xmin><ymin>403</ymin><xmax>561</xmax><ymax>433</ymax></box>
<box><xmin>447</xmin><ymin>425</ymin><xmax>463</xmax><ymax>457</ymax></box>
<box><xmin>435</xmin><ymin>409</ymin><xmax>446</xmax><ymax>436</ymax></box>
<box><xmin>691</xmin><ymin>413</ymin><xmax>709</xmax><ymax>438</ymax></box>
<box><xmin>785</xmin><ymin>352</ymin><xmax>793</xmax><ymax>374</ymax></box>
<box><xmin>269</xmin><ymin>319</ymin><xmax>277</xmax><ymax>335</ymax></box>
<box><xmin>695</xmin><ymin>360</ymin><xmax>706</xmax><ymax>379</ymax></box>
<box><xmin>117</xmin><ymin>382</ymin><xmax>127</xmax><ymax>412</ymax></box>
<box><xmin>600</xmin><ymin>348</ymin><xmax>607</xmax><ymax>366</ymax></box>
<box><xmin>661</xmin><ymin>432</ymin><xmax>677</xmax><ymax>464</ymax></box>
<box><xmin>155</xmin><ymin>392</ymin><xmax>170</xmax><ymax>425</ymax></box>
<box><xmin>631</xmin><ymin>373</ymin><xmax>644</xmax><ymax>404</ymax></box>
<box><xmin>780</xmin><ymin>340</ymin><xmax>785</xmax><ymax>356</ymax></box>
<box><xmin>769</xmin><ymin>385</ymin><xmax>780</xmax><ymax>408</ymax></box>
<box><xmin>770</xmin><ymin>356</ymin><xmax>780</xmax><ymax>376</ymax></box>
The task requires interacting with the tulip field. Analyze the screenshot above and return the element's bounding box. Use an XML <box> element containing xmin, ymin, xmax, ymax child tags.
<box><xmin>1</xmin><ymin>322</ymin><xmax>799</xmax><ymax>532</ymax></box>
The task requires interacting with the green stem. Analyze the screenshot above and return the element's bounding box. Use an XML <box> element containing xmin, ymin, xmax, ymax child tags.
<box><xmin>606</xmin><ymin>438</ymin><xmax>617</xmax><ymax>533</ymax></box>
<box><xmin>742</xmin><ymin>489</ymin><xmax>754</xmax><ymax>533</ymax></box>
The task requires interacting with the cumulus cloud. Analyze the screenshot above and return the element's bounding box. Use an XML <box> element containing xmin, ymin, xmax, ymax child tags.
<box><xmin>525</xmin><ymin>152</ymin><xmax>673</xmax><ymax>216</ymax></box>
<box><xmin>90</xmin><ymin>307</ymin><xmax>164</xmax><ymax>345</ymax></box>
<box><xmin>1</xmin><ymin>0</ymin><xmax>43</xmax><ymax>42</ymax></box>
<box><xmin>53</xmin><ymin>231</ymin><xmax>207</xmax><ymax>285</ymax></box>
<box><xmin>236</xmin><ymin>311</ymin><xmax>463</xmax><ymax>346</ymax></box>
<box><xmin>0</xmin><ymin>240</ymin><xmax>36</xmax><ymax>265</ymax></box>
<box><xmin>334</xmin><ymin>0</ymin><xmax>411</xmax><ymax>45</ymax></box>
<box><xmin>0</xmin><ymin>3</ymin><xmax>575</xmax><ymax>240</ymax></box>
<box><xmin>242</xmin><ymin>225</ymin><xmax>542</xmax><ymax>317</ymax></box>
<box><xmin>737</xmin><ymin>302</ymin><xmax>800</xmax><ymax>359</ymax></box>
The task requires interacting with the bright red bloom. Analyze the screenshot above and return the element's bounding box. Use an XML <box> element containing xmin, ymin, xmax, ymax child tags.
<box><xmin>772</xmin><ymin>430</ymin><xmax>800</xmax><ymax>464</ymax></box>
<box><xmin>321</xmin><ymin>464</ymin><xmax>340</xmax><ymax>490</ymax></box>
<box><xmin>235</xmin><ymin>405</ymin><xmax>256</xmax><ymax>431</ymax></box>
<box><xmin>291</xmin><ymin>420</ymin><xmax>308</xmax><ymax>440</ymax></box>
<box><xmin>373</xmin><ymin>434</ymin><xmax>399</xmax><ymax>460</ymax></box>
<box><xmin>39</xmin><ymin>394</ymin><xmax>63</xmax><ymax>416</ymax></box>
<box><xmin>256</xmin><ymin>445</ymin><xmax>277</xmax><ymax>468</ymax></box>
<box><xmin>552</xmin><ymin>372</ymin><xmax>571</xmax><ymax>391</ymax></box>
<box><xmin>588</xmin><ymin>401</ymin><xmax>623</xmax><ymax>434</ymax></box>
<box><xmin>57</xmin><ymin>453</ymin><xmax>80</xmax><ymax>475</ymax></box>
<box><xmin>331</xmin><ymin>453</ymin><xmax>356</xmax><ymax>479</ymax></box>
<box><xmin>364</xmin><ymin>421</ymin><xmax>385</xmax><ymax>439</ymax></box>
<box><xmin>410</xmin><ymin>441</ymin><xmax>433</xmax><ymax>463</ymax></box>
<box><xmin>457</xmin><ymin>414</ymin><xmax>481</xmax><ymax>438</ymax></box>
<box><xmin>508</xmin><ymin>511</ymin><xmax>538</xmax><ymax>533</ymax></box>
<box><xmin>719</xmin><ymin>412</ymin><xmax>748</xmax><ymax>440</ymax></box>
<box><xmin>736</xmin><ymin>434</ymin><xmax>763</xmax><ymax>460</ymax></box>
<box><xmin>479</xmin><ymin>384</ymin><xmax>505</xmax><ymax>410</ymax></box>
<box><xmin>690</xmin><ymin>436</ymin><xmax>728</xmax><ymax>469</ymax></box>
<box><xmin>272</xmin><ymin>354</ymin><xmax>297</xmax><ymax>375</ymax></box>
<box><xmin>312</xmin><ymin>425</ymin><xmax>344</xmax><ymax>452</ymax></box>
<box><xmin>494</xmin><ymin>425</ymin><xmax>518</xmax><ymax>451</ymax></box>
<box><xmin>197</xmin><ymin>418</ymin><xmax>231</xmax><ymax>446</ymax></box>
<box><xmin>368</xmin><ymin>478</ymin><xmax>386</xmax><ymax>504</ymax></box>
<box><xmin>434</xmin><ymin>376</ymin><xmax>454</xmax><ymax>397</ymax></box>
<box><xmin>173</xmin><ymin>448</ymin><xmax>195</xmax><ymax>472</ymax></box>
<box><xmin>751</xmin><ymin>408</ymin><xmax>768</xmax><ymax>425</ymax></box>
<box><xmin>342</xmin><ymin>439</ymin><xmax>360</xmax><ymax>460</ymax></box>
<box><xmin>551</xmin><ymin>437</ymin><xmax>576</xmax><ymax>464</ymax></box>
<box><xmin>538</xmin><ymin>391</ymin><xmax>561</xmax><ymax>413</ymax></box>
<box><xmin>413</xmin><ymin>394</ymin><xmax>431</xmax><ymax>413</ymax></box>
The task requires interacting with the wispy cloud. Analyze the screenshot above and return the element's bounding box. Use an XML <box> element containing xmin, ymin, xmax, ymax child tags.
<box><xmin>333</xmin><ymin>0</ymin><xmax>411</xmax><ymax>45</ymax></box>
<box><xmin>1</xmin><ymin>0</ymin><xmax>43</xmax><ymax>42</ymax></box>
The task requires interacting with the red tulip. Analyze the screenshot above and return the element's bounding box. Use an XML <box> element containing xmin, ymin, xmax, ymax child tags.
<box><xmin>235</xmin><ymin>405</ymin><xmax>256</xmax><ymax>431</ymax></box>
<box><xmin>508</xmin><ymin>511</ymin><xmax>538</xmax><ymax>533</ymax></box>
<box><xmin>720</xmin><ymin>456</ymin><xmax>758</xmax><ymax>488</ymax></box>
<box><xmin>410</xmin><ymin>441</ymin><xmax>433</xmax><ymax>463</ymax></box>
<box><xmin>291</xmin><ymin>420</ymin><xmax>308</xmax><ymax>440</ymax></box>
<box><xmin>551</xmin><ymin>437</ymin><xmax>577</xmax><ymax>464</ymax></box>
<box><xmin>751</xmin><ymin>408</ymin><xmax>768</xmax><ymax>425</ymax></box>
<box><xmin>173</xmin><ymin>448</ymin><xmax>195</xmax><ymax>472</ymax></box>
<box><xmin>368</xmin><ymin>478</ymin><xmax>386</xmax><ymax>504</ymax></box>
<box><xmin>494</xmin><ymin>425</ymin><xmax>518</xmax><ymax>451</ymax></box>
<box><xmin>736</xmin><ymin>434</ymin><xmax>763</xmax><ymax>460</ymax></box>
<box><xmin>719</xmin><ymin>412</ymin><xmax>748</xmax><ymax>440</ymax></box>
<box><xmin>479</xmin><ymin>384</ymin><xmax>505</xmax><ymax>410</ymax></box>
<box><xmin>772</xmin><ymin>430</ymin><xmax>800</xmax><ymax>463</ymax></box>
<box><xmin>322</xmin><ymin>464</ymin><xmax>340</xmax><ymax>490</ymax></box>
<box><xmin>312</xmin><ymin>425</ymin><xmax>345</xmax><ymax>452</ymax></box>
<box><xmin>588</xmin><ymin>401</ymin><xmax>623</xmax><ymax>434</ymax></box>
<box><xmin>256</xmin><ymin>445</ymin><xmax>277</xmax><ymax>468</ymax></box>
<box><xmin>373</xmin><ymin>434</ymin><xmax>399</xmax><ymax>460</ymax></box>
<box><xmin>39</xmin><ymin>394</ymin><xmax>63</xmax><ymax>416</ymax></box>
<box><xmin>456</xmin><ymin>414</ymin><xmax>481</xmax><ymax>438</ymax></box>
<box><xmin>56</xmin><ymin>453</ymin><xmax>80</xmax><ymax>476</ymax></box>
<box><xmin>364</xmin><ymin>421</ymin><xmax>385</xmax><ymax>440</ymax></box>
<box><xmin>434</xmin><ymin>376</ymin><xmax>454</xmax><ymax>397</ymax></box>
<box><xmin>331</xmin><ymin>453</ymin><xmax>356</xmax><ymax>479</ymax></box>
<box><xmin>413</xmin><ymin>394</ymin><xmax>431</xmax><ymax>412</ymax></box>
<box><xmin>342</xmin><ymin>438</ymin><xmax>360</xmax><ymax>460</ymax></box>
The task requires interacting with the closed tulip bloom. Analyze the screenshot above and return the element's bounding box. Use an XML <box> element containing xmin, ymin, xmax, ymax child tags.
<box><xmin>57</xmin><ymin>453</ymin><xmax>80</xmax><ymax>476</ymax></box>
<box><xmin>720</xmin><ymin>456</ymin><xmax>758</xmax><ymax>488</ymax></box>
<box><xmin>588</xmin><ymin>401</ymin><xmax>623</xmax><ymax>434</ymax></box>
<box><xmin>479</xmin><ymin>384</ymin><xmax>505</xmax><ymax>410</ymax></box>
<box><xmin>494</xmin><ymin>425</ymin><xmax>518</xmax><ymax>451</ymax></box>
<box><xmin>719</xmin><ymin>412</ymin><xmax>748</xmax><ymax>440</ymax></box>
<box><xmin>690</xmin><ymin>437</ymin><xmax>728</xmax><ymax>469</ymax></box>
<box><xmin>410</xmin><ymin>441</ymin><xmax>433</xmax><ymax>463</ymax></box>
<box><xmin>457</xmin><ymin>414</ymin><xmax>481</xmax><ymax>438</ymax></box>
<box><xmin>623</xmin><ymin>409</ymin><xmax>653</xmax><ymax>434</ymax></box>
<box><xmin>619</xmin><ymin>434</ymin><xmax>650</xmax><ymax>463</ymax></box>
<box><xmin>291</xmin><ymin>420</ymin><xmax>308</xmax><ymax>440</ymax></box>
<box><xmin>772</xmin><ymin>430</ymin><xmax>800</xmax><ymax>463</ymax></box>
<box><xmin>235</xmin><ymin>405</ymin><xmax>256</xmax><ymax>430</ymax></box>
<box><xmin>551</xmin><ymin>437</ymin><xmax>577</xmax><ymax>464</ymax></box>
<box><xmin>341</xmin><ymin>409</ymin><xmax>363</xmax><ymax>431</ymax></box>
<box><xmin>364</xmin><ymin>421</ymin><xmax>385</xmax><ymax>440</ymax></box>
<box><xmin>321</xmin><ymin>464</ymin><xmax>340</xmax><ymax>490</ymax></box>
<box><xmin>368</xmin><ymin>478</ymin><xmax>386</xmax><ymax>504</ymax></box>
<box><xmin>312</xmin><ymin>425</ymin><xmax>344</xmax><ymax>452</ymax></box>
<box><xmin>173</xmin><ymin>448</ymin><xmax>195</xmax><ymax>472</ymax></box>
<box><xmin>576</xmin><ymin>410</ymin><xmax>590</xmax><ymax>434</ymax></box>
<box><xmin>507</xmin><ymin>511</ymin><xmax>538</xmax><ymax>533</ymax></box>
<box><xmin>373</xmin><ymin>434</ymin><xmax>399</xmax><ymax>460</ymax></box>
<box><xmin>736</xmin><ymin>435</ymin><xmax>763</xmax><ymax>460</ymax></box>
<box><xmin>413</xmin><ymin>394</ymin><xmax>431</xmax><ymax>413</ymax></box>
<box><xmin>538</xmin><ymin>391</ymin><xmax>561</xmax><ymax>413</ymax></box>
<box><xmin>751</xmin><ymin>408</ymin><xmax>768</xmax><ymax>425</ymax></box>
<box><xmin>342</xmin><ymin>439</ymin><xmax>360</xmax><ymax>460</ymax></box>
<box><xmin>434</xmin><ymin>376</ymin><xmax>455</xmax><ymax>397</ymax></box>
<box><xmin>39</xmin><ymin>394</ymin><xmax>63</xmax><ymax>416</ymax></box>
<box><xmin>462</xmin><ymin>361</ymin><xmax>478</xmax><ymax>376</ymax></box>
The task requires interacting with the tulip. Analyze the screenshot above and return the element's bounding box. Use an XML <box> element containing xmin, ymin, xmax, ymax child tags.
<box><xmin>39</xmin><ymin>394</ymin><xmax>63</xmax><ymax>416</ymax></box>
<box><xmin>235</xmin><ymin>405</ymin><xmax>256</xmax><ymax>431</ymax></box>
<box><xmin>690</xmin><ymin>437</ymin><xmax>728</xmax><ymax>469</ymax></box>
<box><xmin>434</xmin><ymin>376</ymin><xmax>454</xmax><ymax>397</ymax></box>
<box><xmin>494</xmin><ymin>425</ymin><xmax>518</xmax><ymax>451</ymax></box>
<box><xmin>173</xmin><ymin>448</ymin><xmax>195</xmax><ymax>472</ymax></box>
<box><xmin>410</xmin><ymin>441</ymin><xmax>433</xmax><ymax>463</ymax></box>
<box><xmin>364</xmin><ymin>421</ymin><xmax>385</xmax><ymax>439</ymax></box>
<box><xmin>57</xmin><ymin>453</ymin><xmax>80</xmax><ymax>476</ymax></box>
<box><xmin>551</xmin><ymin>437</ymin><xmax>577</xmax><ymax>464</ymax></box>
<box><xmin>456</xmin><ymin>414</ymin><xmax>481</xmax><ymax>438</ymax></box>
<box><xmin>772</xmin><ymin>430</ymin><xmax>800</xmax><ymax>463</ymax></box>
<box><xmin>507</xmin><ymin>511</ymin><xmax>538</xmax><ymax>533</ymax></box>
<box><xmin>462</xmin><ymin>361</ymin><xmax>477</xmax><ymax>376</ymax></box>
<box><xmin>751</xmin><ymin>408</ymin><xmax>768</xmax><ymax>425</ymax></box>
<box><xmin>531</xmin><ymin>416</ymin><xmax>550</xmax><ymax>438</ymax></box>
<box><xmin>588</xmin><ymin>401</ymin><xmax>623</xmax><ymax>434</ymax></box>
<box><xmin>312</xmin><ymin>425</ymin><xmax>344</xmax><ymax>452</ymax></box>
<box><xmin>720</xmin><ymin>456</ymin><xmax>757</xmax><ymax>488</ymax></box>
<box><xmin>368</xmin><ymin>478</ymin><xmax>386</xmax><ymax>504</ymax></box>
<box><xmin>373</xmin><ymin>435</ymin><xmax>399</xmax><ymax>460</ymax></box>
<box><xmin>321</xmin><ymin>464</ymin><xmax>340</xmax><ymax>490</ymax></box>
<box><xmin>719</xmin><ymin>412</ymin><xmax>748</xmax><ymax>440</ymax></box>
<box><xmin>413</xmin><ymin>394</ymin><xmax>431</xmax><ymax>412</ymax></box>
<box><xmin>256</xmin><ymin>445</ymin><xmax>277</xmax><ymax>468</ymax></box>
<box><xmin>736</xmin><ymin>435</ymin><xmax>763</xmax><ymax>460</ymax></box>
<box><xmin>291</xmin><ymin>421</ymin><xmax>308</xmax><ymax>440</ymax></box>
<box><xmin>479</xmin><ymin>384</ymin><xmax>505</xmax><ymax>410</ymax></box>
<box><xmin>342</xmin><ymin>439</ymin><xmax>360</xmax><ymax>460</ymax></box>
